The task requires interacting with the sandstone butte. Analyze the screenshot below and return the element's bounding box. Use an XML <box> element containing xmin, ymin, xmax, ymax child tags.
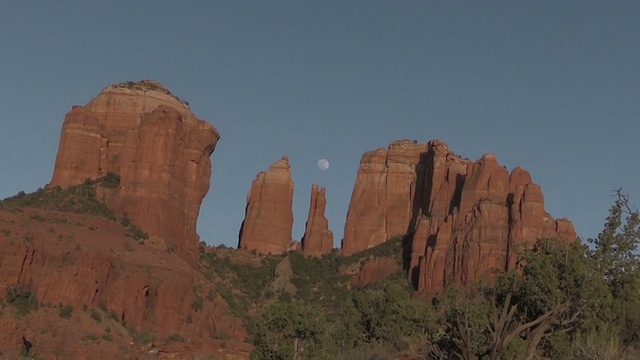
<box><xmin>301</xmin><ymin>184</ymin><xmax>334</xmax><ymax>257</ymax></box>
<box><xmin>238</xmin><ymin>156</ymin><xmax>295</xmax><ymax>254</ymax></box>
<box><xmin>49</xmin><ymin>80</ymin><xmax>219</xmax><ymax>264</ymax></box>
<box><xmin>0</xmin><ymin>81</ymin><xmax>253</xmax><ymax>358</ymax></box>
<box><xmin>342</xmin><ymin>139</ymin><xmax>576</xmax><ymax>296</ymax></box>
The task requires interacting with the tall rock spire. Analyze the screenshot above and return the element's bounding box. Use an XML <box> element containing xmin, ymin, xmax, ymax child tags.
<box><xmin>302</xmin><ymin>184</ymin><xmax>333</xmax><ymax>257</ymax></box>
<box><xmin>238</xmin><ymin>156</ymin><xmax>294</xmax><ymax>254</ymax></box>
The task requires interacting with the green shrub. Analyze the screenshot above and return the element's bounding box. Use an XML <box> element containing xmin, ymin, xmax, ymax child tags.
<box><xmin>90</xmin><ymin>309</ymin><xmax>102</xmax><ymax>322</ymax></box>
<box><xmin>6</xmin><ymin>284</ymin><xmax>38</xmax><ymax>316</ymax></box>
<box><xmin>167</xmin><ymin>333</ymin><xmax>186</xmax><ymax>342</ymax></box>
<box><xmin>125</xmin><ymin>224</ymin><xmax>149</xmax><ymax>242</ymax></box>
<box><xmin>100</xmin><ymin>172</ymin><xmax>121</xmax><ymax>188</ymax></box>
<box><xmin>83</xmin><ymin>333</ymin><xmax>99</xmax><ymax>341</ymax></box>
<box><xmin>59</xmin><ymin>305</ymin><xmax>73</xmax><ymax>319</ymax></box>
<box><xmin>133</xmin><ymin>331</ymin><xmax>156</xmax><ymax>344</ymax></box>
<box><xmin>108</xmin><ymin>310</ymin><xmax>119</xmax><ymax>322</ymax></box>
<box><xmin>192</xmin><ymin>284</ymin><xmax>204</xmax><ymax>311</ymax></box>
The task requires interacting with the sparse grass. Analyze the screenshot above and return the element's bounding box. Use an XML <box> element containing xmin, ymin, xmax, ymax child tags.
<box><xmin>192</xmin><ymin>284</ymin><xmax>204</xmax><ymax>311</ymax></box>
<box><xmin>108</xmin><ymin>310</ymin><xmax>119</xmax><ymax>322</ymax></box>
<box><xmin>113</xmin><ymin>80</ymin><xmax>190</xmax><ymax>107</ymax></box>
<box><xmin>23</xmin><ymin>233</ymin><xmax>35</xmax><ymax>243</ymax></box>
<box><xmin>90</xmin><ymin>309</ymin><xmax>102</xmax><ymax>322</ymax></box>
<box><xmin>0</xmin><ymin>174</ymin><xmax>120</xmax><ymax>220</ymax></box>
<box><xmin>0</xmin><ymin>174</ymin><xmax>153</xmax><ymax>246</ymax></box>
<box><xmin>125</xmin><ymin>224</ymin><xmax>149</xmax><ymax>243</ymax></box>
<box><xmin>30</xmin><ymin>214</ymin><xmax>46</xmax><ymax>222</ymax></box>
<box><xmin>132</xmin><ymin>331</ymin><xmax>156</xmax><ymax>344</ymax></box>
<box><xmin>82</xmin><ymin>333</ymin><xmax>99</xmax><ymax>341</ymax></box>
<box><xmin>167</xmin><ymin>333</ymin><xmax>186</xmax><ymax>342</ymax></box>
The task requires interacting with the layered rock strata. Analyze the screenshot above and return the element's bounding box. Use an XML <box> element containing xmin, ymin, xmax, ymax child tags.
<box><xmin>238</xmin><ymin>156</ymin><xmax>294</xmax><ymax>254</ymax></box>
<box><xmin>301</xmin><ymin>184</ymin><xmax>334</xmax><ymax>257</ymax></box>
<box><xmin>342</xmin><ymin>140</ymin><xmax>576</xmax><ymax>295</ymax></box>
<box><xmin>49</xmin><ymin>80</ymin><xmax>219</xmax><ymax>263</ymax></box>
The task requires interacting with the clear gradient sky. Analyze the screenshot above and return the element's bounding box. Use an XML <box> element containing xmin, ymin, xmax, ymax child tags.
<box><xmin>1</xmin><ymin>1</ymin><xmax>638</xmax><ymax>247</ymax></box>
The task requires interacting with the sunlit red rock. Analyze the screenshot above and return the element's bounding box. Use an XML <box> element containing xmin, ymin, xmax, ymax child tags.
<box><xmin>49</xmin><ymin>80</ymin><xmax>219</xmax><ymax>263</ymax></box>
<box><xmin>342</xmin><ymin>140</ymin><xmax>428</xmax><ymax>255</ymax></box>
<box><xmin>342</xmin><ymin>139</ymin><xmax>576</xmax><ymax>296</ymax></box>
<box><xmin>238</xmin><ymin>156</ymin><xmax>294</xmax><ymax>254</ymax></box>
<box><xmin>301</xmin><ymin>184</ymin><xmax>333</xmax><ymax>257</ymax></box>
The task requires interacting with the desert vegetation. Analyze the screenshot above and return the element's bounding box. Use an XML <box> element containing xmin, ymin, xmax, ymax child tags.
<box><xmin>197</xmin><ymin>192</ymin><xmax>640</xmax><ymax>359</ymax></box>
<box><xmin>0</xmin><ymin>173</ymin><xmax>150</xmax><ymax>242</ymax></box>
<box><xmin>2</xmin><ymin>172</ymin><xmax>637</xmax><ymax>359</ymax></box>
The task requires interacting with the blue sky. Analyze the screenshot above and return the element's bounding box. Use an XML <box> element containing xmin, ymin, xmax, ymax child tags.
<box><xmin>1</xmin><ymin>1</ymin><xmax>638</xmax><ymax>247</ymax></box>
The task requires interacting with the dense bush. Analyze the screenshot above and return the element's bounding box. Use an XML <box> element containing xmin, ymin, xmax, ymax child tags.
<box><xmin>5</xmin><ymin>284</ymin><xmax>38</xmax><ymax>317</ymax></box>
<box><xmin>59</xmin><ymin>304</ymin><xmax>73</xmax><ymax>319</ymax></box>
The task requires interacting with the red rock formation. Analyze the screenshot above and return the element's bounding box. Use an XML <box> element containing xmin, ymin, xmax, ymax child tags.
<box><xmin>0</xmin><ymin>208</ymin><xmax>248</xmax><ymax>358</ymax></box>
<box><xmin>342</xmin><ymin>139</ymin><xmax>576</xmax><ymax>296</ymax></box>
<box><xmin>301</xmin><ymin>184</ymin><xmax>334</xmax><ymax>257</ymax></box>
<box><xmin>414</xmin><ymin>151</ymin><xmax>576</xmax><ymax>296</ymax></box>
<box><xmin>49</xmin><ymin>81</ymin><xmax>219</xmax><ymax>263</ymax></box>
<box><xmin>238</xmin><ymin>156</ymin><xmax>294</xmax><ymax>254</ymax></box>
<box><xmin>342</xmin><ymin>140</ymin><xmax>428</xmax><ymax>255</ymax></box>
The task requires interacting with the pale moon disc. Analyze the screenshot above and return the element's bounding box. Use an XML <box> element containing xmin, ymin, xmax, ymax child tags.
<box><xmin>317</xmin><ymin>159</ymin><xmax>330</xmax><ymax>171</ymax></box>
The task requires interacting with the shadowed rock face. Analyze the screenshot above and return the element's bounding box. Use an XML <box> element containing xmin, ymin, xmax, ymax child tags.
<box><xmin>342</xmin><ymin>139</ymin><xmax>576</xmax><ymax>296</ymax></box>
<box><xmin>301</xmin><ymin>184</ymin><xmax>334</xmax><ymax>257</ymax></box>
<box><xmin>49</xmin><ymin>81</ymin><xmax>219</xmax><ymax>264</ymax></box>
<box><xmin>238</xmin><ymin>156</ymin><xmax>294</xmax><ymax>254</ymax></box>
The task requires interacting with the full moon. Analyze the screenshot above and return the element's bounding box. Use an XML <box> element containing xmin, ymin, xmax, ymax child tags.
<box><xmin>317</xmin><ymin>159</ymin><xmax>330</xmax><ymax>171</ymax></box>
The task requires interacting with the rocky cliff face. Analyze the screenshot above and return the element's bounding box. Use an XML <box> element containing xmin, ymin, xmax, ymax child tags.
<box><xmin>238</xmin><ymin>156</ymin><xmax>294</xmax><ymax>254</ymax></box>
<box><xmin>301</xmin><ymin>184</ymin><xmax>333</xmax><ymax>257</ymax></box>
<box><xmin>49</xmin><ymin>80</ymin><xmax>219</xmax><ymax>263</ymax></box>
<box><xmin>0</xmin><ymin>208</ymin><xmax>249</xmax><ymax>359</ymax></box>
<box><xmin>342</xmin><ymin>140</ymin><xmax>576</xmax><ymax>295</ymax></box>
<box><xmin>342</xmin><ymin>140</ymin><xmax>429</xmax><ymax>255</ymax></box>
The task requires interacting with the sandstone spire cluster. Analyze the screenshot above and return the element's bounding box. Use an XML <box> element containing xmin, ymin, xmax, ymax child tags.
<box><xmin>49</xmin><ymin>80</ymin><xmax>219</xmax><ymax>263</ymax></box>
<box><xmin>341</xmin><ymin>140</ymin><xmax>576</xmax><ymax>295</ymax></box>
<box><xmin>47</xmin><ymin>80</ymin><xmax>575</xmax><ymax>297</ymax></box>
